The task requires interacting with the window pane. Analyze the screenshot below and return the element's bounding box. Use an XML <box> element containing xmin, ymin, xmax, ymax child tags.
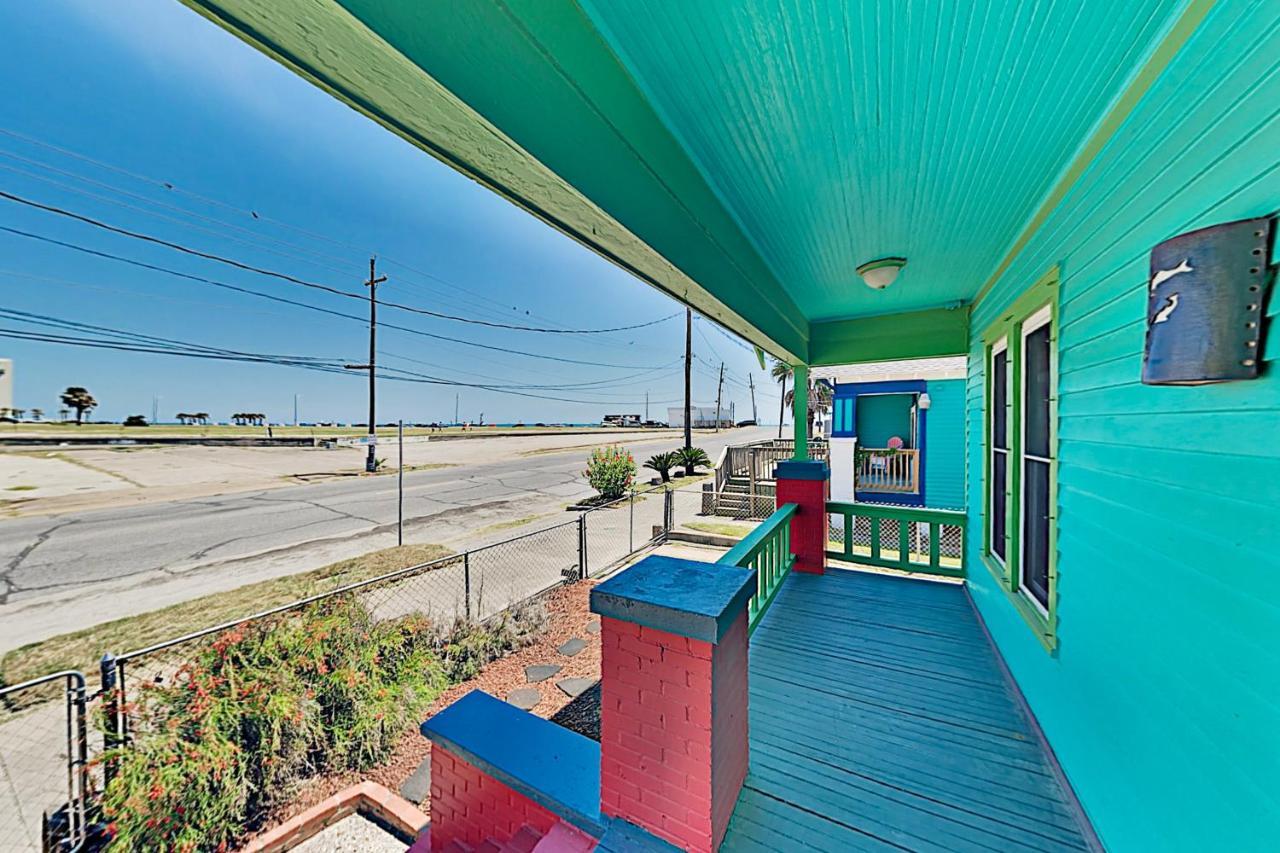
<box><xmin>1024</xmin><ymin>323</ymin><xmax>1051</xmax><ymax>458</ymax></box>
<box><xmin>992</xmin><ymin>349</ymin><xmax>1008</xmax><ymax>449</ymax></box>
<box><xmin>1022</xmin><ymin>458</ymin><xmax>1050</xmax><ymax>608</ymax></box>
<box><xmin>992</xmin><ymin>451</ymin><xmax>1007</xmax><ymax>560</ymax></box>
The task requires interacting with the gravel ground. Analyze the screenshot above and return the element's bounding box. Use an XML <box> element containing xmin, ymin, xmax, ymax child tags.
<box><xmin>291</xmin><ymin>814</ymin><xmax>405</xmax><ymax>853</ymax></box>
<box><xmin>253</xmin><ymin>579</ymin><xmax>602</xmax><ymax>832</ymax></box>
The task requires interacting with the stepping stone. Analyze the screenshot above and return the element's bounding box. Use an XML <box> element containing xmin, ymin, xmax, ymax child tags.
<box><xmin>399</xmin><ymin>757</ymin><xmax>431</xmax><ymax>804</ymax></box>
<box><xmin>525</xmin><ymin>663</ymin><xmax>562</xmax><ymax>683</ymax></box>
<box><xmin>507</xmin><ymin>688</ymin><xmax>540</xmax><ymax>710</ymax></box>
<box><xmin>585</xmin><ymin>620</ymin><xmax>601</xmax><ymax>635</ymax></box>
<box><xmin>558</xmin><ymin>637</ymin><xmax>587</xmax><ymax>657</ymax></box>
<box><xmin>557</xmin><ymin>677</ymin><xmax>596</xmax><ymax>699</ymax></box>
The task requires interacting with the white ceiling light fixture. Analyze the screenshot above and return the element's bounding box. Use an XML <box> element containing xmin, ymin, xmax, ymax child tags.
<box><xmin>857</xmin><ymin>257</ymin><xmax>907</xmax><ymax>290</ymax></box>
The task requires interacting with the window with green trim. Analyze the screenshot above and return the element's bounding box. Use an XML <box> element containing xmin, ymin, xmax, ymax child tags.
<box><xmin>981</xmin><ymin>268</ymin><xmax>1059</xmax><ymax>649</ymax></box>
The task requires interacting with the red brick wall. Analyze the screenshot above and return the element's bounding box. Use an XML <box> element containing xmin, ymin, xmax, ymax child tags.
<box><xmin>710</xmin><ymin>611</ymin><xmax>749</xmax><ymax>848</ymax></box>
<box><xmin>429</xmin><ymin>746</ymin><xmax>558</xmax><ymax>852</ymax></box>
<box><xmin>600</xmin><ymin>616</ymin><xmax>716</xmax><ymax>850</ymax></box>
<box><xmin>776</xmin><ymin>476</ymin><xmax>829</xmax><ymax>574</ymax></box>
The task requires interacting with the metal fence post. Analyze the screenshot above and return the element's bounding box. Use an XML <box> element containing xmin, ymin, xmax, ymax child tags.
<box><xmin>463</xmin><ymin>552</ymin><xmax>472</xmax><ymax>622</ymax></box>
<box><xmin>99</xmin><ymin>653</ymin><xmax>120</xmax><ymax>787</ymax></box>
<box><xmin>629</xmin><ymin>489</ymin><xmax>635</xmax><ymax>554</ymax></box>
<box><xmin>578</xmin><ymin>513</ymin><xmax>588</xmax><ymax>579</ymax></box>
<box><xmin>664</xmin><ymin>489</ymin><xmax>674</xmax><ymax>537</ymax></box>
<box><xmin>69</xmin><ymin>672</ymin><xmax>88</xmax><ymax>848</ymax></box>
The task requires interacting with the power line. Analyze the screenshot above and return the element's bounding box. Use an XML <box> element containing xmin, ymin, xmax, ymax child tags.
<box><xmin>0</xmin><ymin>131</ymin><xmax>687</xmax><ymax>358</ymax></box>
<box><xmin>378</xmin><ymin>350</ymin><xmax>682</xmax><ymax>391</ymax></box>
<box><xmin>0</xmin><ymin>309</ymin><xmax>687</xmax><ymax>407</ymax></box>
<box><xmin>0</xmin><ymin>225</ymin><xmax>670</xmax><ymax>370</ymax></box>
<box><xmin>0</xmin><ymin>188</ymin><xmax>680</xmax><ymax>335</ymax></box>
<box><xmin>0</xmin><ymin>127</ymin><xmax>575</xmax><ymax>324</ymax></box>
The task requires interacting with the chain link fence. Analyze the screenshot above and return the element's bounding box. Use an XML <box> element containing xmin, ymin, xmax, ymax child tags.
<box><xmin>0</xmin><ymin>672</ymin><xmax>89</xmax><ymax>853</ymax></box>
<box><xmin>581</xmin><ymin>485</ymin><xmax>669</xmax><ymax>578</ymax></box>
<box><xmin>3</xmin><ymin>487</ymin><xmax>680</xmax><ymax>846</ymax></box>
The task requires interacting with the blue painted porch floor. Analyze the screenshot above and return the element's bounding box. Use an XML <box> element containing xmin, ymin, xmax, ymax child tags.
<box><xmin>724</xmin><ymin>568</ymin><xmax>1093</xmax><ymax>852</ymax></box>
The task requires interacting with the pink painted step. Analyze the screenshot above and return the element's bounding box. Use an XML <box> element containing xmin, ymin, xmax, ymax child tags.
<box><xmin>408</xmin><ymin>826</ymin><xmax>431</xmax><ymax>853</ymax></box>
<box><xmin>532</xmin><ymin>822</ymin><xmax>596</xmax><ymax>853</ymax></box>
<box><xmin>504</xmin><ymin>825</ymin><xmax>545</xmax><ymax>852</ymax></box>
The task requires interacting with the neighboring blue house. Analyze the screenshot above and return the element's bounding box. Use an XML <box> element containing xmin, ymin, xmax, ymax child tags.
<box><xmin>820</xmin><ymin>358</ymin><xmax>965</xmax><ymax>510</ymax></box>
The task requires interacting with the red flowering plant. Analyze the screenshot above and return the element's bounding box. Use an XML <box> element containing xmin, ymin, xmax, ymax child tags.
<box><xmin>98</xmin><ymin>595</ymin><xmax>454</xmax><ymax>849</ymax></box>
<box><xmin>583</xmin><ymin>445</ymin><xmax>636</xmax><ymax>501</ymax></box>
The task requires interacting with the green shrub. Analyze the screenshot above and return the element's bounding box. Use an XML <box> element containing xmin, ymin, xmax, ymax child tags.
<box><xmin>643</xmin><ymin>451</ymin><xmax>678</xmax><ymax>483</ymax></box>
<box><xmin>583</xmin><ymin>446</ymin><xmax>636</xmax><ymax>500</ymax></box>
<box><xmin>98</xmin><ymin>596</ymin><xmax>532</xmax><ymax>850</ymax></box>
<box><xmin>677</xmin><ymin>446</ymin><xmax>711</xmax><ymax>475</ymax></box>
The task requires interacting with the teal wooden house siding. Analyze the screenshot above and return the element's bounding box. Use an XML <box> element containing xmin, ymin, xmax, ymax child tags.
<box><xmin>964</xmin><ymin>4</ymin><xmax>1280</xmax><ymax>850</ymax></box>
<box><xmin>855</xmin><ymin>393</ymin><xmax>915</xmax><ymax>448</ymax></box>
<box><xmin>923</xmin><ymin>380</ymin><xmax>965</xmax><ymax>511</ymax></box>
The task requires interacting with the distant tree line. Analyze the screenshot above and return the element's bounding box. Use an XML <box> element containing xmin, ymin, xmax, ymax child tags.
<box><xmin>5</xmin><ymin>386</ymin><xmax>278</xmax><ymax>427</ymax></box>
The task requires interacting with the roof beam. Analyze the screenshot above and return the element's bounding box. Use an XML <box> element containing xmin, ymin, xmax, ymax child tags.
<box><xmin>809</xmin><ymin>307</ymin><xmax>970</xmax><ymax>367</ymax></box>
<box><xmin>178</xmin><ymin>0</ymin><xmax>809</xmax><ymax>361</ymax></box>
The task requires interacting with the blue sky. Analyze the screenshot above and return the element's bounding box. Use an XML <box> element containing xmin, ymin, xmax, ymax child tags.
<box><xmin>0</xmin><ymin>0</ymin><xmax>775</xmax><ymax>425</ymax></box>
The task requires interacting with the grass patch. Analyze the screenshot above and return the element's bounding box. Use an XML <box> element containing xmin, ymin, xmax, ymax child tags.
<box><xmin>0</xmin><ymin>543</ymin><xmax>452</xmax><ymax>689</ymax></box>
<box><xmin>369</xmin><ymin>462</ymin><xmax>457</xmax><ymax>475</ymax></box>
<box><xmin>472</xmin><ymin>513</ymin><xmax>553</xmax><ymax>537</ymax></box>
<box><xmin>4</xmin><ymin>484</ymin><xmax>36</xmax><ymax>491</ymax></box>
<box><xmin>686</xmin><ymin>521</ymin><xmax>756</xmax><ymax>538</ymax></box>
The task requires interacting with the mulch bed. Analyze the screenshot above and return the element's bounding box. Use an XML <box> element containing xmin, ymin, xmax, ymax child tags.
<box><xmin>255</xmin><ymin>579</ymin><xmax>602</xmax><ymax>831</ymax></box>
<box><xmin>548</xmin><ymin>682</ymin><xmax>601</xmax><ymax>741</ymax></box>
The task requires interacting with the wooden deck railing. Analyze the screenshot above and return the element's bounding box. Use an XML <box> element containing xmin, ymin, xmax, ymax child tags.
<box><xmin>855</xmin><ymin>448</ymin><xmax>919</xmax><ymax>493</ymax></box>
<box><xmin>718</xmin><ymin>503</ymin><xmax>798</xmax><ymax>633</ymax></box>
<box><xmin>724</xmin><ymin>440</ymin><xmax>829</xmax><ymax>487</ymax></box>
<box><xmin>826</xmin><ymin>501</ymin><xmax>965</xmax><ymax>578</ymax></box>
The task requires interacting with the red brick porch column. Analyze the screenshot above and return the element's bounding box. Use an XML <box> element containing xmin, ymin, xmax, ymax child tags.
<box><xmin>774</xmin><ymin>459</ymin><xmax>830</xmax><ymax>575</ymax></box>
<box><xmin>590</xmin><ymin>556</ymin><xmax>756</xmax><ymax>853</ymax></box>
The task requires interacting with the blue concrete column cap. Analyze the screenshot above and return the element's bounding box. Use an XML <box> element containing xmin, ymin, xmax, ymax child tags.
<box><xmin>590</xmin><ymin>555</ymin><xmax>755</xmax><ymax>644</ymax></box>
<box><xmin>774</xmin><ymin>459</ymin><xmax>831</xmax><ymax>481</ymax></box>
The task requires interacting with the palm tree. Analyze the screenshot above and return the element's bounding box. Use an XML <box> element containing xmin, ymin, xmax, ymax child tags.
<box><xmin>59</xmin><ymin>387</ymin><xmax>97</xmax><ymax>425</ymax></box>
<box><xmin>30</xmin><ymin>408</ymin><xmax>43</xmax><ymax>421</ymax></box>
<box><xmin>770</xmin><ymin>359</ymin><xmax>791</xmax><ymax>439</ymax></box>
<box><xmin>771</xmin><ymin>362</ymin><xmax>832</xmax><ymax>442</ymax></box>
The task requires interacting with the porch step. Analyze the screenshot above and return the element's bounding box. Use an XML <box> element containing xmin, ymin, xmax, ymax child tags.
<box><xmin>505</xmin><ymin>824</ymin><xmax>544</xmax><ymax>852</ymax></box>
<box><xmin>460</xmin><ymin>824</ymin><xmax>548</xmax><ymax>853</ymax></box>
<box><xmin>531</xmin><ymin>822</ymin><xmax>596</xmax><ymax>852</ymax></box>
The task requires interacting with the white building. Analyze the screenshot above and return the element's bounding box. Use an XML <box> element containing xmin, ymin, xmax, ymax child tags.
<box><xmin>0</xmin><ymin>359</ymin><xmax>11</xmax><ymax>415</ymax></box>
<box><xmin>666</xmin><ymin>404</ymin><xmax>733</xmax><ymax>429</ymax></box>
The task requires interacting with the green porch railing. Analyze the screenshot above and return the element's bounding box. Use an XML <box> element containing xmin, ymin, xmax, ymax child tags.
<box><xmin>717</xmin><ymin>503</ymin><xmax>798</xmax><ymax>633</ymax></box>
<box><xmin>826</xmin><ymin>501</ymin><xmax>967</xmax><ymax>579</ymax></box>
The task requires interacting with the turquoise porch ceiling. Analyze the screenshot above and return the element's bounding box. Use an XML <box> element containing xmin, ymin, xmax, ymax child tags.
<box><xmin>578</xmin><ymin>0</ymin><xmax>1184</xmax><ymax>321</ymax></box>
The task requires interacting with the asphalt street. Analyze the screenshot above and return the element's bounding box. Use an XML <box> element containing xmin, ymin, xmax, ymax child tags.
<box><xmin>0</xmin><ymin>427</ymin><xmax>771</xmax><ymax>650</ymax></box>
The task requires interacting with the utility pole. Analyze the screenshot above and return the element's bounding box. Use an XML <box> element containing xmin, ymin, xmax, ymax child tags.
<box><xmin>293</xmin><ymin>393</ymin><xmax>300</xmax><ymax>427</ymax></box>
<box><xmin>714</xmin><ymin>362</ymin><xmax>724</xmax><ymax>433</ymax></box>
<box><xmin>777</xmin><ymin>371</ymin><xmax>787</xmax><ymax>440</ymax></box>
<box><xmin>151</xmin><ymin>395</ymin><xmax>159</xmax><ymax>425</ymax></box>
<box><xmin>397</xmin><ymin>419</ymin><xmax>404</xmax><ymax>546</ymax></box>
<box><xmin>645</xmin><ymin>391</ymin><xmax>649</xmax><ymax>422</ymax></box>
<box><xmin>454</xmin><ymin>393</ymin><xmax>459</xmax><ymax>427</ymax></box>
<box><xmin>343</xmin><ymin>257</ymin><xmax>386</xmax><ymax>472</ymax></box>
<box><xmin>749</xmin><ymin>374</ymin><xmax>757</xmax><ymax>424</ymax></box>
<box><xmin>683</xmin><ymin>306</ymin><xmax>692</xmax><ymax>451</ymax></box>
